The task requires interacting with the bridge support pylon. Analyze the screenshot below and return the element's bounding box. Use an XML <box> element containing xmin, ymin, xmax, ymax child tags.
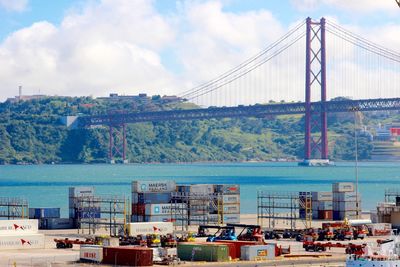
<box><xmin>109</xmin><ymin>124</ymin><xmax>128</xmax><ymax>164</ymax></box>
<box><xmin>300</xmin><ymin>17</ymin><xmax>332</xmax><ymax>167</ymax></box>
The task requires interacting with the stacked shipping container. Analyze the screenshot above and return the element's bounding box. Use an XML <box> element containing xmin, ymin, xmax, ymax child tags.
<box><xmin>0</xmin><ymin>219</ymin><xmax>45</xmax><ymax>250</ymax></box>
<box><xmin>332</xmin><ymin>182</ymin><xmax>361</xmax><ymax>220</ymax></box>
<box><xmin>215</xmin><ymin>184</ymin><xmax>240</xmax><ymax>224</ymax></box>
<box><xmin>311</xmin><ymin>192</ymin><xmax>333</xmax><ymax>220</ymax></box>
<box><xmin>131</xmin><ymin>181</ymin><xmax>176</xmax><ymax>223</ymax></box>
<box><xmin>68</xmin><ymin>186</ymin><xmax>100</xmax><ymax>227</ymax></box>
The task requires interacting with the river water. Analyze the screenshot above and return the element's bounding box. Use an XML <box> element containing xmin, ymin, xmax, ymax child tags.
<box><xmin>0</xmin><ymin>162</ymin><xmax>398</xmax><ymax>216</ymax></box>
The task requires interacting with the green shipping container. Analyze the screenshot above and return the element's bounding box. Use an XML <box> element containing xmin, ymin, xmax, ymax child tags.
<box><xmin>177</xmin><ymin>243</ymin><xmax>229</xmax><ymax>262</ymax></box>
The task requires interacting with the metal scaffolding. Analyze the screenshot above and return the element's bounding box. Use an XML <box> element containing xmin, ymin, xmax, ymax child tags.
<box><xmin>257</xmin><ymin>191</ymin><xmax>312</xmax><ymax>230</ymax></box>
<box><xmin>0</xmin><ymin>197</ymin><xmax>28</xmax><ymax>219</ymax></box>
<box><xmin>384</xmin><ymin>188</ymin><xmax>400</xmax><ymax>203</ymax></box>
<box><xmin>72</xmin><ymin>195</ymin><xmax>128</xmax><ymax>236</ymax></box>
<box><xmin>170</xmin><ymin>192</ymin><xmax>223</xmax><ymax>231</ymax></box>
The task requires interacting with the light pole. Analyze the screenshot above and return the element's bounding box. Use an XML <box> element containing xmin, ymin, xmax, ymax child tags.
<box><xmin>351</xmin><ymin>107</ymin><xmax>360</xmax><ymax>219</ymax></box>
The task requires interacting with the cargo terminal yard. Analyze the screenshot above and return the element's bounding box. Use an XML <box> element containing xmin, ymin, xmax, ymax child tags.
<box><xmin>0</xmin><ymin>181</ymin><xmax>398</xmax><ymax>266</ymax></box>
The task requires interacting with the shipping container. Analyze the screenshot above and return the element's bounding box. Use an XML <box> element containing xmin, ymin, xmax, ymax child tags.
<box><xmin>143</xmin><ymin>215</ymin><xmax>177</xmax><ymax>223</ymax></box>
<box><xmin>132</xmin><ymin>192</ymin><xmax>172</xmax><ymax>204</ymax></box>
<box><xmin>69</xmin><ymin>187</ymin><xmax>95</xmax><ymax>197</ymax></box>
<box><xmin>29</xmin><ymin>208</ymin><xmax>60</xmax><ymax>219</ymax></box>
<box><xmin>80</xmin><ymin>245</ymin><xmax>103</xmax><ymax>263</ymax></box>
<box><xmin>145</xmin><ymin>203</ymin><xmax>187</xmax><ymax>215</ymax></box>
<box><xmin>0</xmin><ymin>219</ymin><xmax>38</xmax><ymax>235</ymax></box>
<box><xmin>333</xmin><ymin>211</ymin><xmax>359</xmax><ymax>220</ymax></box>
<box><xmin>127</xmin><ymin>222</ymin><xmax>173</xmax><ymax>236</ymax></box>
<box><xmin>222</xmin><ymin>195</ymin><xmax>240</xmax><ymax>204</ymax></box>
<box><xmin>333</xmin><ymin>201</ymin><xmax>361</xmax><ymax>211</ymax></box>
<box><xmin>132</xmin><ymin>180</ymin><xmax>176</xmax><ymax>193</ymax></box>
<box><xmin>240</xmin><ymin>244</ymin><xmax>275</xmax><ymax>261</ymax></box>
<box><xmin>0</xmin><ymin>233</ymin><xmax>45</xmax><ymax>250</ymax></box>
<box><xmin>318</xmin><ymin>210</ymin><xmax>333</xmax><ymax>220</ymax></box>
<box><xmin>215</xmin><ymin>184</ymin><xmax>240</xmax><ymax>194</ymax></box>
<box><xmin>103</xmin><ymin>246</ymin><xmax>153</xmax><ymax>266</ymax></box>
<box><xmin>222</xmin><ymin>204</ymin><xmax>240</xmax><ymax>214</ymax></box>
<box><xmin>215</xmin><ymin>240</ymin><xmax>260</xmax><ymax>258</ymax></box>
<box><xmin>40</xmin><ymin>218</ymin><xmax>74</xmax><ymax>229</ymax></box>
<box><xmin>177</xmin><ymin>243</ymin><xmax>229</xmax><ymax>262</ymax></box>
<box><xmin>132</xmin><ymin>203</ymin><xmax>146</xmax><ymax>215</ymax></box>
<box><xmin>222</xmin><ymin>214</ymin><xmax>240</xmax><ymax>224</ymax></box>
<box><xmin>333</xmin><ymin>192</ymin><xmax>360</xmax><ymax>202</ymax></box>
<box><xmin>210</xmin><ymin>242</ymin><xmax>238</xmax><ymax>259</ymax></box>
<box><xmin>332</xmin><ymin>182</ymin><xmax>355</xmax><ymax>193</ymax></box>
<box><xmin>312</xmin><ymin>201</ymin><xmax>333</xmax><ymax>210</ymax></box>
<box><xmin>190</xmin><ymin>184</ymin><xmax>215</xmax><ymax>194</ymax></box>
<box><xmin>311</xmin><ymin>192</ymin><xmax>333</xmax><ymax>201</ymax></box>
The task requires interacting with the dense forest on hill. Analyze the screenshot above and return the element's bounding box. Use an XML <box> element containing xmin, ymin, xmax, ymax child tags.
<box><xmin>0</xmin><ymin>96</ymin><xmax>398</xmax><ymax>164</ymax></box>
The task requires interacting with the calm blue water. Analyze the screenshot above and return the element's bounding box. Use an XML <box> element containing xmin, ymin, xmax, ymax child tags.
<box><xmin>0</xmin><ymin>162</ymin><xmax>399</xmax><ymax>217</ymax></box>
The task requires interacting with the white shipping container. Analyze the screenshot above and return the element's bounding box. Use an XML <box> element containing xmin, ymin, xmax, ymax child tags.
<box><xmin>0</xmin><ymin>234</ymin><xmax>45</xmax><ymax>250</ymax></box>
<box><xmin>190</xmin><ymin>184</ymin><xmax>214</xmax><ymax>194</ymax></box>
<box><xmin>222</xmin><ymin>214</ymin><xmax>240</xmax><ymax>223</ymax></box>
<box><xmin>222</xmin><ymin>195</ymin><xmax>240</xmax><ymax>204</ymax></box>
<box><xmin>240</xmin><ymin>244</ymin><xmax>275</xmax><ymax>261</ymax></box>
<box><xmin>0</xmin><ymin>219</ymin><xmax>38</xmax><ymax>235</ymax></box>
<box><xmin>127</xmin><ymin>222</ymin><xmax>174</xmax><ymax>236</ymax></box>
<box><xmin>132</xmin><ymin>181</ymin><xmax>176</xmax><ymax>193</ymax></box>
<box><xmin>80</xmin><ymin>245</ymin><xmax>103</xmax><ymax>263</ymax></box>
<box><xmin>312</xmin><ymin>192</ymin><xmax>333</xmax><ymax>201</ymax></box>
<box><xmin>332</xmin><ymin>182</ymin><xmax>355</xmax><ymax>193</ymax></box>
<box><xmin>69</xmin><ymin>187</ymin><xmax>95</xmax><ymax>197</ymax></box>
<box><xmin>333</xmin><ymin>192</ymin><xmax>361</xmax><ymax>202</ymax></box>
<box><xmin>223</xmin><ymin>204</ymin><xmax>240</xmax><ymax>214</ymax></box>
<box><xmin>145</xmin><ymin>204</ymin><xmax>187</xmax><ymax>215</ymax></box>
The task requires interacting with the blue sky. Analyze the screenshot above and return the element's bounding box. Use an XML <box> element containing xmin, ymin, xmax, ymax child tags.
<box><xmin>0</xmin><ymin>0</ymin><xmax>399</xmax><ymax>103</ymax></box>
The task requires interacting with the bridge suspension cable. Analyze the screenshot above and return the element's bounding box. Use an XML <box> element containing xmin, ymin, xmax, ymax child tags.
<box><xmin>178</xmin><ymin>19</ymin><xmax>306</xmax><ymax>103</ymax></box>
<box><xmin>326</xmin><ymin>20</ymin><xmax>400</xmax><ymax>63</ymax></box>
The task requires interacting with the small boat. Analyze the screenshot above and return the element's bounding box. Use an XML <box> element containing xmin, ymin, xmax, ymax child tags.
<box><xmin>346</xmin><ymin>234</ymin><xmax>400</xmax><ymax>267</ymax></box>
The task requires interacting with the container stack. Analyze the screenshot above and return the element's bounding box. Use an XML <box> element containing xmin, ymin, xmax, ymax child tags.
<box><xmin>69</xmin><ymin>186</ymin><xmax>99</xmax><ymax>227</ymax></box>
<box><xmin>29</xmin><ymin>207</ymin><xmax>73</xmax><ymax>229</ymax></box>
<box><xmin>311</xmin><ymin>192</ymin><xmax>333</xmax><ymax>220</ymax></box>
<box><xmin>0</xmin><ymin>219</ymin><xmax>45</xmax><ymax>250</ymax></box>
<box><xmin>332</xmin><ymin>182</ymin><xmax>361</xmax><ymax>220</ymax></box>
<box><xmin>178</xmin><ymin>184</ymin><xmax>216</xmax><ymax>225</ymax></box>
<box><xmin>131</xmin><ymin>181</ymin><xmax>176</xmax><ymax>223</ymax></box>
<box><xmin>215</xmin><ymin>184</ymin><xmax>240</xmax><ymax>224</ymax></box>
<box><xmin>299</xmin><ymin>192</ymin><xmax>312</xmax><ymax>219</ymax></box>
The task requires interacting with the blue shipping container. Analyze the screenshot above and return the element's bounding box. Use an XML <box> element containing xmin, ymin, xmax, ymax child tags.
<box><xmin>29</xmin><ymin>208</ymin><xmax>60</xmax><ymax>219</ymax></box>
<box><xmin>132</xmin><ymin>192</ymin><xmax>171</xmax><ymax>204</ymax></box>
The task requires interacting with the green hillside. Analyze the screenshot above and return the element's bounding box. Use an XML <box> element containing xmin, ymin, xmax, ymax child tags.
<box><xmin>0</xmin><ymin>96</ymin><xmax>398</xmax><ymax>164</ymax></box>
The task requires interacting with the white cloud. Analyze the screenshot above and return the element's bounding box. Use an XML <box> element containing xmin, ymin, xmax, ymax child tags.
<box><xmin>0</xmin><ymin>0</ymin><xmax>28</xmax><ymax>12</ymax></box>
<box><xmin>291</xmin><ymin>0</ymin><xmax>397</xmax><ymax>14</ymax></box>
<box><xmin>0</xmin><ymin>0</ymin><xmax>399</xmax><ymax>105</ymax></box>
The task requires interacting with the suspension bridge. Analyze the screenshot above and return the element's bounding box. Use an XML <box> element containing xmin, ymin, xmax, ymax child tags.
<box><xmin>75</xmin><ymin>17</ymin><xmax>400</xmax><ymax>165</ymax></box>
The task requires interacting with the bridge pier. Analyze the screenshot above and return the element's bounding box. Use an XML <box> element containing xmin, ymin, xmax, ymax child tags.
<box><xmin>301</xmin><ymin>17</ymin><xmax>331</xmax><ymax>166</ymax></box>
<box><xmin>109</xmin><ymin>124</ymin><xmax>128</xmax><ymax>164</ymax></box>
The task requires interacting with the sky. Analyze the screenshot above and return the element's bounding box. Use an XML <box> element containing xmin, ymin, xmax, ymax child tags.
<box><xmin>0</xmin><ymin>0</ymin><xmax>399</xmax><ymax>103</ymax></box>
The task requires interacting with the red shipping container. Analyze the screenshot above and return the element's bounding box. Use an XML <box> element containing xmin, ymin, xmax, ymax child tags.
<box><xmin>215</xmin><ymin>240</ymin><xmax>259</xmax><ymax>258</ymax></box>
<box><xmin>103</xmin><ymin>246</ymin><xmax>153</xmax><ymax>266</ymax></box>
<box><xmin>318</xmin><ymin>210</ymin><xmax>333</xmax><ymax>220</ymax></box>
<box><xmin>132</xmin><ymin>204</ymin><xmax>145</xmax><ymax>215</ymax></box>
